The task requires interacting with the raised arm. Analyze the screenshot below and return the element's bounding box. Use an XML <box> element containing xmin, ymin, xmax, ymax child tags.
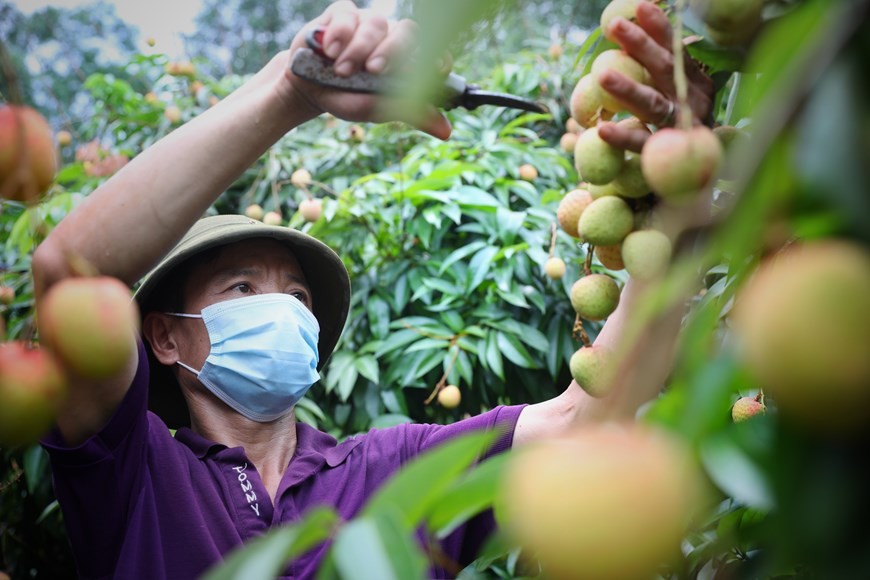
<box><xmin>513</xmin><ymin>1</ymin><xmax>714</xmax><ymax>445</ymax></box>
<box><xmin>32</xmin><ymin>1</ymin><xmax>446</xmax><ymax>445</ymax></box>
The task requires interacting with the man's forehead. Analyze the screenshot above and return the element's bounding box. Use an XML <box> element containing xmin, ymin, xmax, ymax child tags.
<box><xmin>192</xmin><ymin>238</ymin><xmax>305</xmax><ymax>278</ymax></box>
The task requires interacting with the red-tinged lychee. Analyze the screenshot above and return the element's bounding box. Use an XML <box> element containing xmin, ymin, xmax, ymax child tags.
<box><xmin>641</xmin><ymin>127</ymin><xmax>722</xmax><ymax>202</ymax></box>
<box><xmin>0</xmin><ymin>342</ymin><xmax>68</xmax><ymax>446</ymax></box>
<box><xmin>577</xmin><ymin>196</ymin><xmax>634</xmax><ymax>246</ymax></box>
<box><xmin>557</xmin><ymin>189</ymin><xmax>594</xmax><ymax>239</ymax></box>
<box><xmin>299</xmin><ymin>198</ymin><xmax>323</xmax><ymax>222</ymax></box>
<box><xmin>263</xmin><ymin>211</ymin><xmax>283</xmax><ymax>226</ymax></box>
<box><xmin>570</xmin><ymin>274</ymin><xmax>621</xmax><ymax>321</ymax></box>
<box><xmin>500</xmin><ymin>422</ymin><xmax>706</xmax><ymax>580</ymax></box>
<box><xmin>731</xmin><ymin>395</ymin><xmax>766</xmax><ymax>422</ymax></box>
<box><xmin>595</xmin><ymin>244</ymin><xmax>625</xmax><ymax>271</ymax></box>
<box><xmin>0</xmin><ymin>105</ymin><xmax>58</xmax><ymax>204</ymax></box>
<box><xmin>575</xmin><ymin>127</ymin><xmax>625</xmax><ymax>185</ymax></box>
<box><xmin>39</xmin><ymin>276</ymin><xmax>139</xmax><ymax>380</ymax></box>
<box><xmin>732</xmin><ymin>240</ymin><xmax>870</xmax><ymax>434</ymax></box>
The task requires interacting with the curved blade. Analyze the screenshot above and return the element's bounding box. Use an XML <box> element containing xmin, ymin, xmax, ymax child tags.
<box><xmin>457</xmin><ymin>90</ymin><xmax>547</xmax><ymax>113</ymax></box>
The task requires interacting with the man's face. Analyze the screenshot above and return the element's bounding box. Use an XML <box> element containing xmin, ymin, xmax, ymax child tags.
<box><xmin>161</xmin><ymin>238</ymin><xmax>313</xmax><ymax>374</ymax></box>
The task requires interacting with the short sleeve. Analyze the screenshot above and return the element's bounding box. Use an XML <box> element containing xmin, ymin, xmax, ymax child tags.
<box><xmin>40</xmin><ymin>339</ymin><xmax>155</xmax><ymax>578</ymax></box>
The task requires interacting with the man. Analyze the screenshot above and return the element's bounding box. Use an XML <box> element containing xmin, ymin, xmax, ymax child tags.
<box><xmin>32</xmin><ymin>2</ymin><xmax>713</xmax><ymax>578</ymax></box>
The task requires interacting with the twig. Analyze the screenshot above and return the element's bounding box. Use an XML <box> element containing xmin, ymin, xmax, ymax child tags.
<box><xmin>424</xmin><ymin>340</ymin><xmax>461</xmax><ymax>404</ymax></box>
<box><xmin>672</xmin><ymin>0</ymin><xmax>692</xmax><ymax>131</ymax></box>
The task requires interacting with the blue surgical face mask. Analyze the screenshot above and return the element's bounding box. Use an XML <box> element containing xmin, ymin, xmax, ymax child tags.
<box><xmin>166</xmin><ymin>293</ymin><xmax>320</xmax><ymax>422</ymax></box>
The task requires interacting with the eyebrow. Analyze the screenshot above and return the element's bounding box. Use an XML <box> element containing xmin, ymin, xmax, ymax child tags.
<box><xmin>210</xmin><ymin>266</ymin><xmax>309</xmax><ymax>289</ymax></box>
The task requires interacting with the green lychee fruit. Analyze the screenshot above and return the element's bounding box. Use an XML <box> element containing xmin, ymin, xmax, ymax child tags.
<box><xmin>570</xmin><ymin>274</ymin><xmax>621</xmax><ymax>321</ymax></box>
<box><xmin>621</xmin><ymin>229</ymin><xmax>673</xmax><ymax>280</ymax></box>
<box><xmin>577</xmin><ymin>196</ymin><xmax>634</xmax><ymax>246</ymax></box>
<box><xmin>600</xmin><ymin>0</ymin><xmax>645</xmax><ymax>42</ymax></box>
<box><xmin>592</xmin><ymin>50</ymin><xmax>652</xmax><ymax>113</ymax></box>
<box><xmin>587</xmin><ymin>182</ymin><xmax>620</xmax><ymax>199</ymax></box>
<box><xmin>557</xmin><ymin>188</ymin><xmax>594</xmax><ymax>239</ymax></box>
<box><xmin>731</xmin><ymin>395</ymin><xmax>765</xmax><ymax>423</ymax></box>
<box><xmin>691</xmin><ymin>0</ymin><xmax>763</xmax><ymax>33</ymax></box>
<box><xmin>545</xmin><ymin>257</ymin><xmax>567</xmax><ymax>280</ymax></box>
<box><xmin>612</xmin><ymin>152</ymin><xmax>649</xmax><ymax>198</ymax></box>
<box><xmin>732</xmin><ymin>240</ymin><xmax>870</xmax><ymax>434</ymax></box>
<box><xmin>575</xmin><ymin>127</ymin><xmax>625</xmax><ymax>185</ymax></box>
<box><xmin>641</xmin><ymin>127</ymin><xmax>722</xmax><ymax>202</ymax></box>
<box><xmin>570</xmin><ymin>75</ymin><xmax>613</xmax><ymax>128</ymax></box>
<box><xmin>569</xmin><ymin>346</ymin><xmax>615</xmax><ymax>397</ymax></box>
<box><xmin>595</xmin><ymin>244</ymin><xmax>625</xmax><ymax>271</ymax></box>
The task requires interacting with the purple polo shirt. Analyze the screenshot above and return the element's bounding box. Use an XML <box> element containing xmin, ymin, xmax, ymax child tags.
<box><xmin>42</xmin><ymin>341</ymin><xmax>525</xmax><ymax>579</ymax></box>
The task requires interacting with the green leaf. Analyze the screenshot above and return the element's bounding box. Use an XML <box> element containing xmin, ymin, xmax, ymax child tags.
<box><xmin>332</xmin><ymin>511</ymin><xmax>427</xmax><ymax>580</ymax></box>
<box><xmin>428</xmin><ymin>454</ymin><xmax>508</xmax><ymax>538</ymax></box>
<box><xmin>700</xmin><ymin>434</ymin><xmax>774</xmax><ymax>511</ymax></box>
<box><xmin>362</xmin><ymin>430</ymin><xmax>497</xmax><ymax>531</ymax></box>
<box><xmin>374</xmin><ymin>329</ymin><xmax>425</xmax><ymax>358</ymax></box>
<box><xmin>354</xmin><ymin>354</ymin><xmax>380</xmax><ymax>385</ymax></box>
<box><xmin>496</xmin><ymin>332</ymin><xmax>537</xmax><ymax>369</ymax></box>
<box><xmin>484</xmin><ymin>330</ymin><xmax>504</xmax><ymax>380</ymax></box>
<box><xmin>439</xmin><ymin>240</ymin><xmax>488</xmax><ymax>275</ymax></box>
<box><xmin>467</xmin><ymin>246</ymin><xmax>499</xmax><ymax>293</ymax></box>
<box><xmin>202</xmin><ymin>507</ymin><xmax>337</xmax><ymax>580</ymax></box>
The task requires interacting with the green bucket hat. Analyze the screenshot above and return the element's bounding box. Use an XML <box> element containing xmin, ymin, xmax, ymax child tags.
<box><xmin>134</xmin><ymin>214</ymin><xmax>351</xmax><ymax>428</ymax></box>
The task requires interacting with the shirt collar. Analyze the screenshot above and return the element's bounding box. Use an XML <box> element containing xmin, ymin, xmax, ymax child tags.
<box><xmin>172</xmin><ymin>421</ymin><xmax>361</xmax><ymax>466</ymax></box>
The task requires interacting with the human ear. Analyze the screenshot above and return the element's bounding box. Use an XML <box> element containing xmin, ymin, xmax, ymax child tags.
<box><xmin>143</xmin><ymin>312</ymin><xmax>181</xmax><ymax>365</ymax></box>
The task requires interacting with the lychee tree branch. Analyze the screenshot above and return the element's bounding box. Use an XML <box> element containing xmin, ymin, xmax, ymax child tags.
<box><xmin>672</xmin><ymin>0</ymin><xmax>692</xmax><ymax>131</ymax></box>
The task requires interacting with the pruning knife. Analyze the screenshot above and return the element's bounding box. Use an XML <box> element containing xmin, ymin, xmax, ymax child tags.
<box><xmin>289</xmin><ymin>28</ymin><xmax>546</xmax><ymax>114</ymax></box>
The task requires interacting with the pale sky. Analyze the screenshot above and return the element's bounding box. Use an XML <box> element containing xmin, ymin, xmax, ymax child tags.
<box><xmin>13</xmin><ymin>0</ymin><xmax>399</xmax><ymax>57</ymax></box>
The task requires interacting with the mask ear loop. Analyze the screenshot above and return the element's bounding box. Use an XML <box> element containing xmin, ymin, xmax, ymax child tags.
<box><xmin>176</xmin><ymin>361</ymin><xmax>202</xmax><ymax>376</ymax></box>
<box><xmin>164</xmin><ymin>312</ymin><xmax>202</xmax><ymax>319</ymax></box>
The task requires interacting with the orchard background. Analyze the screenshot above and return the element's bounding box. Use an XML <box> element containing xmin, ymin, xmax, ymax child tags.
<box><xmin>2</xmin><ymin>0</ymin><xmax>870</xmax><ymax>578</ymax></box>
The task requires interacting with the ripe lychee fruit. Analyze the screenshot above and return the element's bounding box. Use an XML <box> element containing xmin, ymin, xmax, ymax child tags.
<box><xmin>566</xmin><ymin>117</ymin><xmax>582</xmax><ymax>134</ymax></box>
<box><xmin>731</xmin><ymin>395</ymin><xmax>765</xmax><ymax>423</ymax></box>
<box><xmin>559</xmin><ymin>132</ymin><xmax>579</xmax><ymax>155</ymax></box>
<box><xmin>0</xmin><ymin>342</ymin><xmax>68</xmax><ymax>446</ymax></box>
<box><xmin>244</xmin><ymin>203</ymin><xmax>265</xmax><ymax>221</ymax></box>
<box><xmin>291</xmin><ymin>168</ymin><xmax>312</xmax><ymax>188</ymax></box>
<box><xmin>349</xmin><ymin>124</ymin><xmax>365</xmax><ymax>141</ymax></box>
<box><xmin>438</xmin><ymin>384</ymin><xmax>461</xmax><ymax>408</ymax></box>
<box><xmin>0</xmin><ymin>286</ymin><xmax>14</xmax><ymax>305</ymax></box>
<box><xmin>577</xmin><ymin>196</ymin><xmax>634</xmax><ymax>246</ymax></box>
<box><xmin>571</xmin><ymin>274</ymin><xmax>621</xmax><ymax>321</ymax></box>
<box><xmin>548</xmin><ymin>43</ymin><xmax>564</xmax><ymax>60</ymax></box>
<box><xmin>39</xmin><ymin>276</ymin><xmax>139</xmax><ymax>380</ymax></box>
<box><xmin>621</xmin><ymin>229</ymin><xmax>673</xmax><ymax>280</ymax></box>
<box><xmin>733</xmin><ymin>240</ymin><xmax>870</xmax><ymax>434</ymax></box>
<box><xmin>0</xmin><ymin>105</ymin><xmax>58</xmax><ymax>204</ymax></box>
<box><xmin>556</xmin><ymin>188</ymin><xmax>594</xmax><ymax>239</ymax></box>
<box><xmin>299</xmin><ymin>198</ymin><xmax>323</xmax><ymax>222</ymax></box>
<box><xmin>164</xmin><ymin>105</ymin><xmax>182</xmax><ymax>124</ymax></box>
<box><xmin>56</xmin><ymin>130</ymin><xmax>73</xmax><ymax>147</ymax></box>
<box><xmin>641</xmin><ymin>127</ymin><xmax>722</xmax><ymax>202</ymax></box>
<box><xmin>595</xmin><ymin>244</ymin><xmax>625</xmax><ymax>271</ymax></box>
<box><xmin>500</xmin><ymin>422</ymin><xmax>705</xmax><ymax>580</ymax></box>
<box><xmin>262</xmin><ymin>211</ymin><xmax>283</xmax><ymax>226</ymax></box>
<box><xmin>592</xmin><ymin>50</ymin><xmax>652</xmax><ymax>113</ymax></box>
<box><xmin>519</xmin><ymin>163</ymin><xmax>538</xmax><ymax>181</ymax></box>
<box><xmin>600</xmin><ymin>0</ymin><xmax>645</xmax><ymax>42</ymax></box>
<box><xmin>544</xmin><ymin>257</ymin><xmax>566</xmax><ymax>280</ymax></box>
<box><xmin>570</xmin><ymin>75</ymin><xmax>612</xmax><ymax>129</ymax></box>
<box><xmin>574</xmin><ymin>127</ymin><xmax>625</xmax><ymax>185</ymax></box>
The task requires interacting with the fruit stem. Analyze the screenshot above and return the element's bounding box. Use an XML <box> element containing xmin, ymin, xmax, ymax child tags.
<box><xmin>572</xmin><ymin>313</ymin><xmax>592</xmax><ymax>347</ymax></box>
<box><xmin>548</xmin><ymin>222</ymin><xmax>557</xmax><ymax>259</ymax></box>
<box><xmin>424</xmin><ymin>340</ymin><xmax>461</xmax><ymax>405</ymax></box>
<box><xmin>583</xmin><ymin>245</ymin><xmax>594</xmax><ymax>277</ymax></box>
<box><xmin>672</xmin><ymin>0</ymin><xmax>692</xmax><ymax>131</ymax></box>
